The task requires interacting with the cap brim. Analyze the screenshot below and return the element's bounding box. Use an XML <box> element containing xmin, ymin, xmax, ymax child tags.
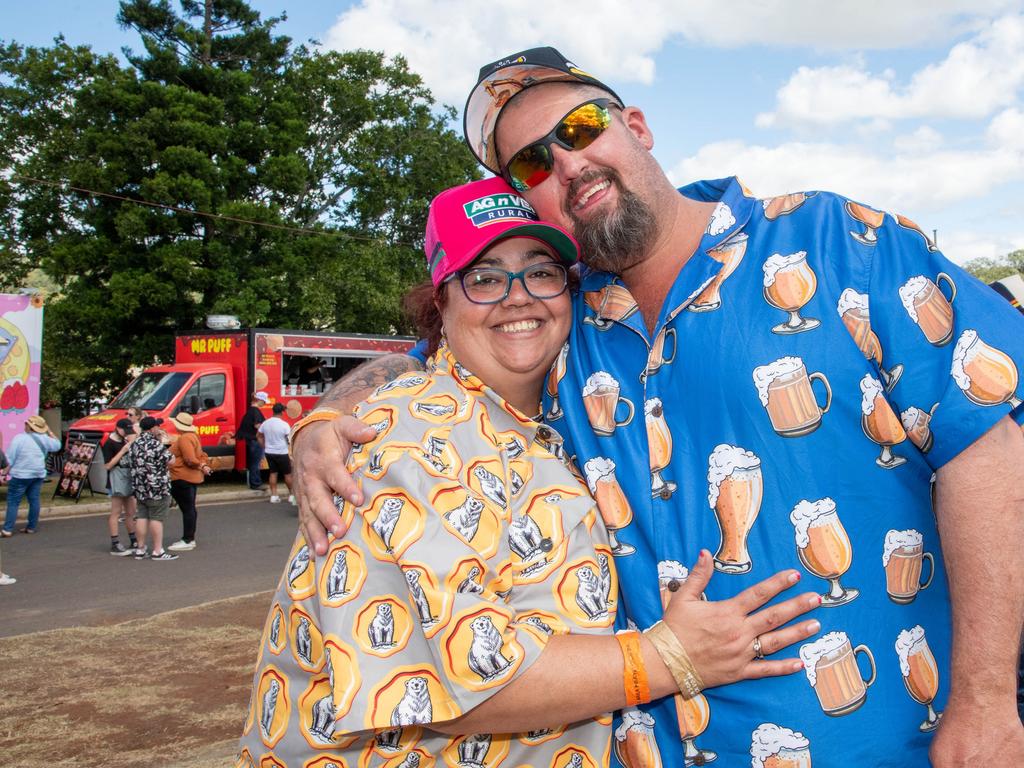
<box><xmin>446</xmin><ymin>221</ymin><xmax>580</xmax><ymax>278</ymax></box>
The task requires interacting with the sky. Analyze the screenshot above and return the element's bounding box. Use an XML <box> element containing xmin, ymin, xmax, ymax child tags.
<box><xmin>4</xmin><ymin>1</ymin><xmax>1024</xmax><ymax>266</ymax></box>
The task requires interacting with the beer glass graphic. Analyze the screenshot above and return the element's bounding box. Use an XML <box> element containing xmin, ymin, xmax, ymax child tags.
<box><xmin>642</xmin><ymin>328</ymin><xmax>676</xmax><ymax>383</ymax></box>
<box><xmin>584</xmin><ymin>284</ymin><xmax>639</xmax><ymax>330</ymax></box>
<box><xmin>896</xmin><ymin>625</ymin><xmax>943</xmax><ymax>732</ymax></box>
<box><xmin>837</xmin><ymin>289</ymin><xmax>903</xmax><ymax>391</ymax></box>
<box><xmin>762</xmin><ymin>191</ymin><xmax>816</xmax><ymax>221</ymax></box>
<box><xmin>899</xmin><ymin>274</ymin><xmax>957</xmax><ymax>346</ymax></box>
<box><xmin>613</xmin><ymin>709</ymin><xmax>663</xmax><ymax>768</ymax></box>
<box><xmin>860</xmin><ymin>374</ymin><xmax>907</xmax><ymax>469</ymax></box>
<box><xmin>753</xmin><ymin>357</ymin><xmax>832</xmax><ymax>438</ymax></box>
<box><xmin>584</xmin><ymin>457</ymin><xmax>635</xmax><ymax>555</ymax></box>
<box><xmin>896</xmin><ymin>214</ymin><xmax>938</xmax><ymax>251</ymax></box>
<box><xmin>899</xmin><ymin>404</ymin><xmax>939</xmax><ymax>453</ymax></box>
<box><xmin>882</xmin><ymin>529</ymin><xmax>934</xmax><ymax>604</ymax></box>
<box><xmin>951</xmin><ymin>330</ymin><xmax>1022</xmax><ymax>408</ymax></box>
<box><xmin>646</xmin><ymin>398</ymin><xmax>677</xmax><ymax>499</ymax></box>
<box><xmin>790</xmin><ymin>498</ymin><xmax>858</xmax><ymax>606</ymax></box>
<box><xmin>583</xmin><ymin>372</ymin><xmax>634</xmax><ymax>436</ymax></box>
<box><xmin>846</xmin><ymin>201</ymin><xmax>886</xmax><ymax>245</ymax></box>
<box><xmin>750</xmin><ymin>722</ymin><xmax>811</xmax><ymax>768</ymax></box>
<box><xmin>707</xmin><ymin>444</ymin><xmax>762</xmax><ymax>574</ymax></box>
<box><xmin>800</xmin><ymin>631</ymin><xmax>876</xmax><ymax>716</ymax></box>
<box><xmin>762</xmin><ymin>251</ymin><xmax>821</xmax><ymax>334</ymax></box>
<box><xmin>689</xmin><ymin>231</ymin><xmax>748</xmax><ymax>313</ymax></box>
<box><xmin>545</xmin><ymin>342</ymin><xmax>569</xmax><ymax>420</ymax></box>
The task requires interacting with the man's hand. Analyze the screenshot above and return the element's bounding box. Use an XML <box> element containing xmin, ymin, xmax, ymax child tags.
<box><xmin>293</xmin><ymin>416</ymin><xmax>377</xmax><ymax>555</ymax></box>
<box><xmin>929</xmin><ymin>700</ymin><xmax>1024</xmax><ymax>766</ymax></box>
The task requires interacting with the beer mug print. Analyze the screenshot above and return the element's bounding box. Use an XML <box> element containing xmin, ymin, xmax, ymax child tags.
<box><xmin>645</xmin><ymin>398</ymin><xmax>677</xmax><ymax>500</ymax></box>
<box><xmin>899</xmin><ymin>274</ymin><xmax>957</xmax><ymax>346</ymax></box>
<box><xmin>546</xmin><ymin>342</ymin><xmax>569</xmax><ymax>421</ymax></box>
<box><xmin>750</xmin><ymin>723</ymin><xmax>811</xmax><ymax>768</ymax></box>
<box><xmin>762</xmin><ymin>191</ymin><xmax>816</xmax><ymax>221</ymax></box>
<box><xmin>860</xmin><ymin>374</ymin><xmax>907</xmax><ymax>469</ymax></box>
<box><xmin>790</xmin><ymin>498</ymin><xmax>858</xmax><ymax>606</ymax></box>
<box><xmin>707</xmin><ymin>444</ymin><xmax>762</xmax><ymax>574</ymax></box>
<box><xmin>896</xmin><ymin>214</ymin><xmax>938</xmax><ymax>251</ymax></box>
<box><xmin>896</xmin><ymin>625</ymin><xmax>943</xmax><ymax>732</ymax></box>
<box><xmin>882</xmin><ymin>529</ymin><xmax>934</xmax><ymax>604</ymax></box>
<box><xmin>900</xmin><ymin>404</ymin><xmax>938</xmax><ymax>453</ymax></box>
<box><xmin>763</xmin><ymin>251</ymin><xmax>821</xmax><ymax>334</ymax></box>
<box><xmin>583</xmin><ymin>372</ymin><xmax>635</xmax><ymax>436</ymax></box>
<box><xmin>689</xmin><ymin>231</ymin><xmax>749</xmax><ymax>313</ymax></box>
<box><xmin>613</xmin><ymin>709</ymin><xmax>663</xmax><ymax>768</ymax></box>
<box><xmin>584</xmin><ymin>457</ymin><xmax>635</xmax><ymax>556</ymax></box>
<box><xmin>583</xmin><ymin>284</ymin><xmax>638</xmax><ymax>329</ymax></box>
<box><xmin>837</xmin><ymin>288</ymin><xmax>903</xmax><ymax>390</ymax></box>
<box><xmin>951</xmin><ymin>330</ymin><xmax>1022</xmax><ymax>408</ymax></box>
<box><xmin>642</xmin><ymin>327</ymin><xmax>677</xmax><ymax>383</ymax></box>
<box><xmin>753</xmin><ymin>356</ymin><xmax>831</xmax><ymax>437</ymax></box>
<box><xmin>800</xmin><ymin>631</ymin><xmax>876</xmax><ymax>716</ymax></box>
<box><xmin>846</xmin><ymin>201</ymin><xmax>886</xmax><ymax>245</ymax></box>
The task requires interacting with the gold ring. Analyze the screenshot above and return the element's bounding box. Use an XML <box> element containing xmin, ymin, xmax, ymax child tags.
<box><xmin>752</xmin><ymin>635</ymin><xmax>765</xmax><ymax>660</ymax></box>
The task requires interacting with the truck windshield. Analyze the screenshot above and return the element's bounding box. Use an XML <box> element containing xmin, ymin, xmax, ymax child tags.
<box><xmin>108</xmin><ymin>372</ymin><xmax>192</xmax><ymax>411</ymax></box>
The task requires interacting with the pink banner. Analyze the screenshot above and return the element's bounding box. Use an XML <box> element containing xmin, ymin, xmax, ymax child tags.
<box><xmin>0</xmin><ymin>294</ymin><xmax>44</xmax><ymax>454</ymax></box>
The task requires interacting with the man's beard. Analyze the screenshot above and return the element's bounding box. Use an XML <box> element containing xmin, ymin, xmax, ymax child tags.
<box><xmin>567</xmin><ymin>169</ymin><xmax>659</xmax><ymax>274</ymax></box>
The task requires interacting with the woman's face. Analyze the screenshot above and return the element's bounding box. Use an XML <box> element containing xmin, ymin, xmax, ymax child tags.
<box><xmin>440</xmin><ymin>237</ymin><xmax>572</xmax><ymax>413</ymax></box>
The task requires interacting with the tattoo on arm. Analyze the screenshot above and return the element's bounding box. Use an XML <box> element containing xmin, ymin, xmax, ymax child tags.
<box><xmin>316</xmin><ymin>354</ymin><xmax>425</xmax><ymax>413</ymax></box>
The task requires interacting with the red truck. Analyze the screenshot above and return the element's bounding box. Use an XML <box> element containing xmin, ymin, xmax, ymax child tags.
<box><xmin>67</xmin><ymin>328</ymin><xmax>415</xmax><ymax>471</ymax></box>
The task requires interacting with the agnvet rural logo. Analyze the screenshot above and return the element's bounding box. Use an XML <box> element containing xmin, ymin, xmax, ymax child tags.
<box><xmin>463</xmin><ymin>193</ymin><xmax>538</xmax><ymax>227</ymax></box>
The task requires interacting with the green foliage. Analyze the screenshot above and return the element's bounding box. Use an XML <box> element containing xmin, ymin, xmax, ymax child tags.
<box><xmin>0</xmin><ymin>1</ymin><xmax>479</xmax><ymax>408</ymax></box>
<box><xmin>961</xmin><ymin>249</ymin><xmax>1024</xmax><ymax>284</ymax></box>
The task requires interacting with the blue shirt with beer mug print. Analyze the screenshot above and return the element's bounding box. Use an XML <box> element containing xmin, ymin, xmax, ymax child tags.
<box><xmin>543</xmin><ymin>176</ymin><xmax>1024</xmax><ymax>768</ymax></box>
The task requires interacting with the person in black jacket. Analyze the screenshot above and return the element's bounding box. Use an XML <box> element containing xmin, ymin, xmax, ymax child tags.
<box><xmin>236</xmin><ymin>391</ymin><xmax>267</xmax><ymax>490</ymax></box>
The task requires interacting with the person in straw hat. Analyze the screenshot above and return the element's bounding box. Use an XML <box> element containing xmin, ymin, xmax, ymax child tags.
<box><xmin>2</xmin><ymin>415</ymin><xmax>61</xmax><ymax>536</ymax></box>
<box><xmin>167</xmin><ymin>411</ymin><xmax>212</xmax><ymax>552</ymax></box>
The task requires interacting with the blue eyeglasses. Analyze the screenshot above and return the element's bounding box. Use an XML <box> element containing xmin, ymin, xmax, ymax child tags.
<box><xmin>448</xmin><ymin>262</ymin><xmax>569</xmax><ymax>305</ymax></box>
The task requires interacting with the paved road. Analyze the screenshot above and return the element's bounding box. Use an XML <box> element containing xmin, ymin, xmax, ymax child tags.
<box><xmin>0</xmin><ymin>498</ymin><xmax>302</xmax><ymax>637</ymax></box>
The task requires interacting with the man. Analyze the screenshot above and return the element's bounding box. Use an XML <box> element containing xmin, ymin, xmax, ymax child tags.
<box><xmin>126</xmin><ymin>416</ymin><xmax>177</xmax><ymax>561</ymax></box>
<box><xmin>257</xmin><ymin>402</ymin><xmax>294</xmax><ymax>504</ymax></box>
<box><xmin>292</xmin><ymin>48</ymin><xmax>1024</xmax><ymax>766</ymax></box>
<box><xmin>236</xmin><ymin>391</ymin><xmax>268</xmax><ymax>490</ymax></box>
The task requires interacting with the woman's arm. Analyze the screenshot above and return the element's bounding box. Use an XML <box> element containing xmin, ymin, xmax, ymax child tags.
<box><xmin>178</xmin><ymin>434</ymin><xmax>203</xmax><ymax>468</ymax></box>
<box><xmin>103</xmin><ymin>443</ymin><xmax>130</xmax><ymax>471</ymax></box>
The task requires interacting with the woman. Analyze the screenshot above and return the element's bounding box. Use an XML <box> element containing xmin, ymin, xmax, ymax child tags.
<box><xmin>239</xmin><ymin>178</ymin><xmax>819</xmax><ymax>766</ymax></box>
<box><xmin>2</xmin><ymin>415</ymin><xmax>61</xmax><ymax>536</ymax></box>
<box><xmin>167</xmin><ymin>411</ymin><xmax>212</xmax><ymax>551</ymax></box>
<box><xmin>102</xmin><ymin>418</ymin><xmax>140</xmax><ymax>555</ymax></box>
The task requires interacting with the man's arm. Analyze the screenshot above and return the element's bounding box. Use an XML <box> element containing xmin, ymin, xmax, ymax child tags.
<box><xmin>930</xmin><ymin>416</ymin><xmax>1024</xmax><ymax>766</ymax></box>
<box><xmin>293</xmin><ymin>353</ymin><xmax>425</xmax><ymax>555</ymax></box>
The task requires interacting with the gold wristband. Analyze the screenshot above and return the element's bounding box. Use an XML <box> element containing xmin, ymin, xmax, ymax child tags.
<box><xmin>644</xmin><ymin>620</ymin><xmax>705</xmax><ymax>699</ymax></box>
<box><xmin>288</xmin><ymin>408</ymin><xmax>343</xmax><ymax>458</ymax></box>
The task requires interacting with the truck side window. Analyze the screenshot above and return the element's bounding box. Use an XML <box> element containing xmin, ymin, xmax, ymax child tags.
<box><xmin>179</xmin><ymin>374</ymin><xmax>227</xmax><ymax>414</ymax></box>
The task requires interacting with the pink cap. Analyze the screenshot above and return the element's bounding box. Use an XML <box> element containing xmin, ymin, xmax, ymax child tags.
<box><xmin>424</xmin><ymin>177</ymin><xmax>579</xmax><ymax>287</ymax></box>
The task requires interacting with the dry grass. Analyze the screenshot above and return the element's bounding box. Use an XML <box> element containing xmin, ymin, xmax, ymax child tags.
<box><xmin>0</xmin><ymin>591</ymin><xmax>273</xmax><ymax>768</ymax></box>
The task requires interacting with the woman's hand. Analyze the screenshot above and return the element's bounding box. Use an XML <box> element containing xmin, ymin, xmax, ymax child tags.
<box><xmin>661</xmin><ymin>550</ymin><xmax>821</xmax><ymax>689</ymax></box>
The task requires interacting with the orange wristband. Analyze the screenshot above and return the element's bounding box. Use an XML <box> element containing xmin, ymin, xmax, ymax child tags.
<box><xmin>616</xmin><ymin>630</ymin><xmax>650</xmax><ymax>707</ymax></box>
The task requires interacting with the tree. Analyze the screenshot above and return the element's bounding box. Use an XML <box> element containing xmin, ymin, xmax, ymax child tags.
<box><xmin>962</xmin><ymin>249</ymin><xmax>1024</xmax><ymax>284</ymax></box>
<box><xmin>0</xmin><ymin>0</ymin><xmax>479</xmax><ymax>408</ymax></box>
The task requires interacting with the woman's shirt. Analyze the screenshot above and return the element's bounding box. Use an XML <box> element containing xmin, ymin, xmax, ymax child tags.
<box><xmin>170</xmin><ymin>432</ymin><xmax>209</xmax><ymax>484</ymax></box>
<box><xmin>239</xmin><ymin>344</ymin><xmax>618</xmax><ymax>767</ymax></box>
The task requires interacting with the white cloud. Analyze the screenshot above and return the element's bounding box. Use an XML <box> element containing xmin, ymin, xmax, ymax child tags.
<box><xmin>988</xmin><ymin>107</ymin><xmax>1024</xmax><ymax>149</ymax></box>
<box><xmin>893</xmin><ymin>126</ymin><xmax>944</xmax><ymax>153</ymax></box>
<box><xmin>758</xmin><ymin>13</ymin><xmax>1024</xmax><ymax>127</ymax></box>
<box><xmin>937</xmin><ymin>228</ymin><xmax>1024</xmax><ymax>265</ymax></box>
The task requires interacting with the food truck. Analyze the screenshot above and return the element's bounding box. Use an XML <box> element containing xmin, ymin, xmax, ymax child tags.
<box><xmin>67</xmin><ymin>328</ymin><xmax>415</xmax><ymax>472</ymax></box>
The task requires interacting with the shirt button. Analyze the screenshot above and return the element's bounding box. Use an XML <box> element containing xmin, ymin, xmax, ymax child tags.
<box><xmin>537</xmin><ymin>426</ymin><xmax>552</xmax><ymax>440</ymax></box>
<box><xmin>667</xmin><ymin>579</ymin><xmax>681</xmax><ymax>592</ymax></box>
<box><xmin>659</xmin><ymin>486</ymin><xmax>673</xmax><ymax>500</ymax></box>
<box><xmin>539</xmin><ymin>538</ymin><xmax>553</xmax><ymax>552</ymax></box>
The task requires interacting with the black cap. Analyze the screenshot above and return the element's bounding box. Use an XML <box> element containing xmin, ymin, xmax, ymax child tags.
<box><xmin>463</xmin><ymin>46</ymin><xmax>623</xmax><ymax>175</ymax></box>
<box><xmin>115</xmin><ymin>418</ymin><xmax>134</xmax><ymax>431</ymax></box>
<box><xmin>139</xmin><ymin>416</ymin><xmax>164</xmax><ymax>431</ymax></box>
<box><xmin>272</xmin><ymin>402</ymin><xmax>286</xmax><ymax>414</ymax></box>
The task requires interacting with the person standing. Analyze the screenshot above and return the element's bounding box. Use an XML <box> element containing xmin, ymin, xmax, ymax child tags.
<box><xmin>257</xmin><ymin>402</ymin><xmax>293</xmax><ymax>504</ymax></box>
<box><xmin>236</xmin><ymin>392</ymin><xmax>267</xmax><ymax>490</ymax></box>
<box><xmin>101</xmin><ymin>418</ymin><xmax>140</xmax><ymax>555</ymax></box>
<box><xmin>126</xmin><ymin>416</ymin><xmax>177</xmax><ymax>561</ymax></box>
<box><xmin>167</xmin><ymin>411</ymin><xmax>211</xmax><ymax>551</ymax></box>
<box><xmin>2</xmin><ymin>415</ymin><xmax>61</xmax><ymax>536</ymax></box>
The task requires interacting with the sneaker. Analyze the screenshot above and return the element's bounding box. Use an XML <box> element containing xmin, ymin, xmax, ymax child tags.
<box><xmin>0</xmin><ymin>529</ymin><xmax>12</xmax><ymax>538</ymax></box>
<box><xmin>168</xmin><ymin>539</ymin><xmax>196</xmax><ymax>552</ymax></box>
<box><xmin>150</xmin><ymin>550</ymin><xmax>179</xmax><ymax>561</ymax></box>
<box><xmin>288</xmin><ymin>495</ymin><xmax>296</xmax><ymax>505</ymax></box>
<box><xmin>110</xmin><ymin>542</ymin><xmax>133</xmax><ymax>557</ymax></box>
<box><xmin>0</xmin><ymin>573</ymin><xmax>15</xmax><ymax>586</ymax></box>
<box><xmin>133</xmin><ymin>546</ymin><xmax>149</xmax><ymax>560</ymax></box>
<box><xmin>269</xmin><ymin>495</ymin><xmax>281</xmax><ymax>503</ymax></box>
<box><xmin>20</xmin><ymin>527</ymin><xmax>35</xmax><ymax>534</ymax></box>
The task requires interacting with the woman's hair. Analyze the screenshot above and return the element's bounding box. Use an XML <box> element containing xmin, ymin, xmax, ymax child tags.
<box><xmin>402</xmin><ymin>280</ymin><xmax>448</xmax><ymax>357</ymax></box>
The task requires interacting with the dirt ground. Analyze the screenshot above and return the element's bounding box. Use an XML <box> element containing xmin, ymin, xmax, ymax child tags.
<box><xmin>0</xmin><ymin>591</ymin><xmax>273</xmax><ymax>768</ymax></box>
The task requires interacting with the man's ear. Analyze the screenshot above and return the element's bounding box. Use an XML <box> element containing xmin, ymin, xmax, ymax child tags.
<box><xmin>620</xmin><ymin>106</ymin><xmax>654</xmax><ymax>151</ymax></box>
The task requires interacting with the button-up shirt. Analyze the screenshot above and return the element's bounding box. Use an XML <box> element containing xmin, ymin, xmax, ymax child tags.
<box><xmin>546</xmin><ymin>177</ymin><xmax>1024</xmax><ymax>767</ymax></box>
<box><xmin>126</xmin><ymin>431</ymin><xmax>171</xmax><ymax>501</ymax></box>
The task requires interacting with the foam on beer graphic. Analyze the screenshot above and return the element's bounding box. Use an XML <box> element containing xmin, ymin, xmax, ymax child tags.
<box><xmin>707</xmin><ymin>444</ymin><xmax>762</xmax><ymax>574</ymax></box>
<box><xmin>846</xmin><ymin>200</ymin><xmax>886</xmax><ymax>245</ymax></box>
<box><xmin>899</xmin><ymin>404</ymin><xmax>938</xmax><ymax>453</ymax></box>
<box><xmin>882</xmin><ymin>529</ymin><xmax>933</xmax><ymax>604</ymax></box>
<box><xmin>613</xmin><ymin>709</ymin><xmax>663</xmax><ymax>768</ymax></box>
<box><xmin>753</xmin><ymin>356</ymin><xmax>831</xmax><ymax>438</ymax></box>
<box><xmin>645</xmin><ymin>398</ymin><xmax>676</xmax><ymax>499</ymax></box>
<box><xmin>896</xmin><ymin>625</ymin><xmax>943</xmax><ymax>731</ymax></box>
<box><xmin>860</xmin><ymin>374</ymin><xmax>907</xmax><ymax>469</ymax></box>
<box><xmin>763</xmin><ymin>251</ymin><xmax>820</xmax><ymax>334</ymax></box>
<box><xmin>837</xmin><ymin>288</ymin><xmax>903</xmax><ymax>390</ymax></box>
<box><xmin>790</xmin><ymin>498</ymin><xmax>858</xmax><ymax>606</ymax></box>
<box><xmin>584</xmin><ymin>457</ymin><xmax>635</xmax><ymax>555</ymax></box>
<box><xmin>750</xmin><ymin>722</ymin><xmax>811</xmax><ymax>768</ymax></box>
<box><xmin>800</xmin><ymin>631</ymin><xmax>876</xmax><ymax>716</ymax></box>
<box><xmin>951</xmin><ymin>330</ymin><xmax>1022</xmax><ymax>408</ymax></box>
<box><xmin>582</xmin><ymin>371</ymin><xmax>634</xmax><ymax>436</ymax></box>
<box><xmin>688</xmin><ymin>231</ymin><xmax>748</xmax><ymax>313</ymax></box>
<box><xmin>899</xmin><ymin>274</ymin><xmax>956</xmax><ymax>346</ymax></box>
